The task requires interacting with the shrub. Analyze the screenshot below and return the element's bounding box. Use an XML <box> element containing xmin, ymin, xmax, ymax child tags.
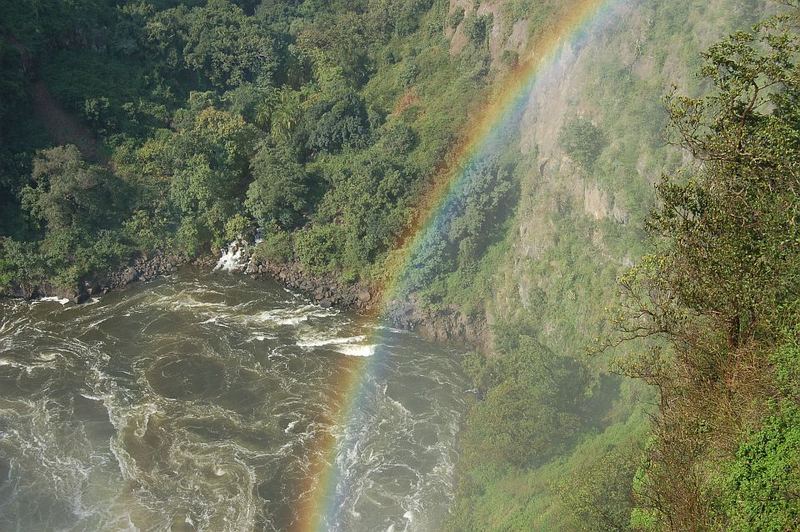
<box><xmin>123</xmin><ymin>210</ymin><xmax>169</xmax><ymax>252</ymax></box>
<box><xmin>294</xmin><ymin>224</ymin><xmax>344</xmax><ymax>274</ymax></box>
<box><xmin>252</xmin><ymin>230</ymin><xmax>294</xmax><ymax>263</ymax></box>
<box><xmin>723</xmin><ymin>403</ymin><xmax>800</xmax><ymax>531</ymax></box>
<box><xmin>448</xmin><ymin>7</ymin><xmax>465</xmax><ymax>29</ymax></box>
<box><xmin>245</xmin><ymin>143</ymin><xmax>310</xmax><ymax>229</ymax></box>
<box><xmin>559</xmin><ymin>117</ymin><xmax>608</xmax><ymax>169</ymax></box>
<box><xmin>463</xmin><ymin>13</ymin><xmax>493</xmax><ymax>45</ymax></box>
<box><xmin>224</xmin><ymin>213</ymin><xmax>252</xmax><ymax>241</ymax></box>
<box><xmin>460</xmin><ymin>333</ymin><xmax>591</xmax><ymax>468</ymax></box>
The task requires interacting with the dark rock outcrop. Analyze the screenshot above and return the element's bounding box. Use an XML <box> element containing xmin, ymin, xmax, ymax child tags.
<box><xmin>384</xmin><ymin>296</ymin><xmax>489</xmax><ymax>350</ymax></box>
<box><xmin>4</xmin><ymin>247</ymin><xmax>488</xmax><ymax>349</ymax></box>
<box><xmin>4</xmin><ymin>250</ymin><xmax>188</xmax><ymax>304</ymax></box>
<box><xmin>245</xmin><ymin>258</ymin><xmax>378</xmax><ymax>313</ymax></box>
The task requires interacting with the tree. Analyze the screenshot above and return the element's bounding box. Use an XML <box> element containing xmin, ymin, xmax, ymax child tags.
<box><xmin>403</xmin><ymin>154</ymin><xmax>514</xmax><ymax>291</ymax></box>
<box><xmin>148</xmin><ymin>0</ymin><xmax>274</xmax><ymax>89</ymax></box>
<box><xmin>22</xmin><ymin>145</ymin><xmax>121</xmax><ymax>232</ymax></box>
<box><xmin>165</xmin><ymin>102</ymin><xmax>260</xmax><ymax>245</ymax></box>
<box><xmin>304</xmin><ymin>90</ymin><xmax>370</xmax><ymax>154</ymax></box>
<box><xmin>245</xmin><ymin>142</ymin><xmax>310</xmax><ymax>229</ymax></box>
<box><xmin>649</xmin><ymin>19</ymin><xmax>800</xmax><ymax>348</ymax></box>
<box><xmin>461</xmin><ymin>334</ymin><xmax>590</xmax><ymax>468</ymax></box>
<box><xmin>296</xmin><ymin>10</ymin><xmax>372</xmax><ymax>86</ymax></box>
<box><xmin>559</xmin><ymin>117</ymin><xmax>608</xmax><ymax>169</ymax></box>
<box><xmin>560</xmin><ymin>443</ymin><xmax>641</xmax><ymax>531</ymax></box>
<box><xmin>612</xmin><ymin>11</ymin><xmax>800</xmax><ymax>529</ymax></box>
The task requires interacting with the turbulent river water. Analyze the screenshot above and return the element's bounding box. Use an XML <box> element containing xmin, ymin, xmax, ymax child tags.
<box><xmin>0</xmin><ymin>267</ymin><xmax>468</xmax><ymax>531</ymax></box>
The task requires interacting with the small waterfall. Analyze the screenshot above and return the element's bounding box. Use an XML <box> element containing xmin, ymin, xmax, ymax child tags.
<box><xmin>214</xmin><ymin>240</ymin><xmax>250</xmax><ymax>272</ymax></box>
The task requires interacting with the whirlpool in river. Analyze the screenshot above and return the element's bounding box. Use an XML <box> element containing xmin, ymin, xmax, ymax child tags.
<box><xmin>0</xmin><ymin>267</ymin><xmax>468</xmax><ymax>531</ymax></box>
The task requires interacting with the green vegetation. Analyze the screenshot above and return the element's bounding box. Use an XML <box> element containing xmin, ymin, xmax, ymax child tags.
<box><xmin>559</xmin><ymin>117</ymin><xmax>608</xmax><ymax>169</ymax></box>
<box><xmin>442</xmin><ymin>1</ymin><xmax>796</xmax><ymax>530</ymax></box>
<box><xmin>609</xmin><ymin>8</ymin><xmax>800</xmax><ymax>530</ymax></box>
<box><xmin>0</xmin><ymin>0</ymin><xmax>496</xmax><ymax>293</ymax></box>
<box><xmin>724</xmin><ymin>401</ymin><xmax>800</xmax><ymax>530</ymax></box>
<box><xmin>2</xmin><ymin>1</ymin><xmax>797</xmax><ymax>530</ymax></box>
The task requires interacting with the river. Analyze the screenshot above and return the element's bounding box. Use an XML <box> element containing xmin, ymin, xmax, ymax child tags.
<box><xmin>0</xmin><ymin>267</ymin><xmax>469</xmax><ymax>531</ymax></box>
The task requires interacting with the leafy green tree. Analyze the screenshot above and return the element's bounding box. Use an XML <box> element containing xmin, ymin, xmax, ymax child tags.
<box><xmin>22</xmin><ymin>145</ymin><xmax>122</xmax><ymax>232</ymax></box>
<box><xmin>304</xmin><ymin>90</ymin><xmax>370</xmax><ymax>154</ymax></box>
<box><xmin>296</xmin><ymin>10</ymin><xmax>372</xmax><ymax>86</ymax></box>
<box><xmin>612</xmin><ymin>11</ymin><xmax>800</xmax><ymax>529</ymax></box>
<box><xmin>448</xmin><ymin>7</ymin><xmax>465</xmax><ymax>29</ymax></box>
<box><xmin>165</xmin><ymin>103</ymin><xmax>260</xmax><ymax>245</ymax></box>
<box><xmin>648</xmin><ymin>19</ymin><xmax>800</xmax><ymax>348</ymax></box>
<box><xmin>294</xmin><ymin>223</ymin><xmax>345</xmax><ymax>274</ymax></box>
<box><xmin>404</xmin><ymin>154</ymin><xmax>514</xmax><ymax>290</ymax></box>
<box><xmin>447</xmin><ymin>155</ymin><xmax>514</xmax><ymax>268</ymax></box>
<box><xmin>245</xmin><ymin>142</ymin><xmax>310</xmax><ymax>229</ymax></box>
<box><xmin>559</xmin><ymin>117</ymin><xmax>608</xmax><ymax>169</ymax></box>
<box><xmin>148</xmin><ymin>0</ymin><xmax>274</xmax><ymax>89</ymax></box>
<box><xmin>0</xmin><ymin>238</ymin><xmax>48</xmax><ymax>291</ymax></box>
<box><xmin>560</xmin><ymin>443</ymin><xmax>641</xmax><ymax>531</ymax></box>
<box><xmin>366</xmin><ymin>0</ymin><xmax>433</xmax><ymax>38</ymax></box>
<box><xmin>379</xmin><ymin>122</ymin><xmax>417</xmax><ymax>155</ymax></box>
<box><xmin>462</xmin><ymin>334</ymin><xmax>590</xmax><ymax>468</ymax></box>
<box><xmin>264</xmin><ymin>87</ymin><xmax>306</xmax><ymax>149</ymax></box>
<box><xmin>314</xmin><ymin>148</ymin><xmax>417</xmax><ymax>272</ymax></box>
<box><xmin>252</xmin><ymin>229</ymin><xmax>294</xmax><ymax>263</ymax></box>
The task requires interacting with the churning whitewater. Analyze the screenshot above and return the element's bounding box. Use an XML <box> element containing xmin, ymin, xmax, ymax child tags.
<box><xmin>0</xmin><ymin>268</ymin><xmax>468</xmax><ymax>531</ymax></box>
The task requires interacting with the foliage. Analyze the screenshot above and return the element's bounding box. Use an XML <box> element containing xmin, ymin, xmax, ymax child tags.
<box><xmin>224</xmin><ymin>213</ymin><xmax>252</xmax><ymax>241</ymax></box>
<box><xmin>610</xmin><ymin>9</ymin><xmax>800</xmax><ymax>529</ymax></box>
<box><xmin>558</xmin><ymin>441</ymin><xmax>642</xmax><ymax>531</ymax></box>
<box><xmin>0</xmin><ymin>0</ymin><xmax>495</xmax><ymax>294</ymax></box>
<box><xmin>463</xmin><ymin>12</ymin><xmax>493</xmax><ymax>46</ymax></box>
<box><xmin>245</xmin><ymin>142</ymin><xmax>311</xmax><ymax>229</ymax></box>
<box><xmin>448</xmin><ymin>7</ymin><xmax>465</xmax><ymax>30</ymax></box>
<box><xmin>148</xmin><ymin>0</ymin><xmax>274</xmax><ymax>89</ymax></box>
<box><xmin>722</xmin><ymin>402</ymin><xmax>800</xmax><ymax>531</ymax></box>
<box><xmin>304</xmin><ymin>90</ymin><xmax>370</xmax><ymax>154</ymax></box>
<box><xmin>294</xmin><ymin>223</ymin><xmax>344</xmax><ymax>274</ymax></box>
<box><xmin>404</xmin><ymin>154</ymin><xmax>516</xmax><ymax>294</ymax></box>
<box><xmin>166</xmin><ymin>103</ymin><xmax>260</xmax><ymax>246</ymax></box>
<box><xmin>22</xmin><ymin>146</ymin><xmax>125</xmax><ymax>232</ymax></box>
<box><xmin>252</xmin><ymin>230</ymin><xmax>294</xmax><ymax>263</ymax></box>
<box><xmin>460</xmin><ymin>332</ymin><xmax>591</xmax><ymax>469</ymax></box>
<box><xmin>559</xmin><ymin>117</ymin><xmax>608</xmax><ymax>169</ymax></box>
<box><xmin>5</xmin><ymin>3</ymin><xmax>787</xmax><ymax>529</ymax></box>
<box><xmin>446</xmin><ymin>2</ymin><xmax>777</xmax><ymax>530</ymax></box>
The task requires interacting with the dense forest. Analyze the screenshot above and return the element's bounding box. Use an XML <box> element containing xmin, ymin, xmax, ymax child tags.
<box><xmin>0</xmin><ymin>0</ymin><xmax>501</xmax><ymax>294</ymax></box>
<box><xmin>1</xmin><ymin>0</ymin><xmax>799</xmax><ymax>530</ymax></box>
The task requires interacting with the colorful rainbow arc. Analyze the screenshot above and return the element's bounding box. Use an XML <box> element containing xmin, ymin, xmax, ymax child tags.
<box><xmin>295</xmin><ymin>1</ymin><xmax>622</xmax><ymax>529</ymax></box>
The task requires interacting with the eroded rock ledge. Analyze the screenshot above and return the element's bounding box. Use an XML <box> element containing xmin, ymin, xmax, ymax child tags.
<box><xmin>244</xmin><ymin>258</ymin><xmax>377</xmax><ymax>313</ymax></box>
<box><xmin>4</xmin><ymin>248</ymin><xmax>487</xmax><ymax>349</ymax></box>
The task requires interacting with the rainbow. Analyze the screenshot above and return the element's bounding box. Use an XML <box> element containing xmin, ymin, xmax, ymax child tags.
<box><xmin>296</xmin><ymin>0</ymin><xmax>623</xmax><ymax>529</ymax></box>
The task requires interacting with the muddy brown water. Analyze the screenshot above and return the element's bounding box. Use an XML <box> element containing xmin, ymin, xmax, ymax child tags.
<box><xmin>0</xmin><ymin>267</ymin><xmax>468</xmax><ymax>531</ymax></box>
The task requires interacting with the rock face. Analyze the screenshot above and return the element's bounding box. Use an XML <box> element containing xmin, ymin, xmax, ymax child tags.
<box><xmin>4</xmin><ymin>250</ymin><xmax>188</xmax><ymax>304</ymax></box>
<box><xmin>245</xmin><ymin>257</ymin><xmax>378</xmax><ymax>314</ymax></box>
<box><xmin>384</xmin><ymin>296</ymin><xmax>489</xmax><ymax>350</ymax></box>
<box><xmin>4</xmin><ymin>247</ymin><xmax>487</xmax><ymax>349</ymax></box>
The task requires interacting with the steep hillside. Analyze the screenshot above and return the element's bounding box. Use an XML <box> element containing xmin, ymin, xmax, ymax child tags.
<box><xmin>441</xmin><ymin>1</ymin><xmax>774</xmax><ymax>529</ymax></box>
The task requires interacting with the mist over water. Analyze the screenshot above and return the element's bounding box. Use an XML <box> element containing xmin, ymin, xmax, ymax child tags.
<box><xmin>0</xmin><ymin>268</ymin><xmax>468</xmax><ymax>531</ymax></box>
